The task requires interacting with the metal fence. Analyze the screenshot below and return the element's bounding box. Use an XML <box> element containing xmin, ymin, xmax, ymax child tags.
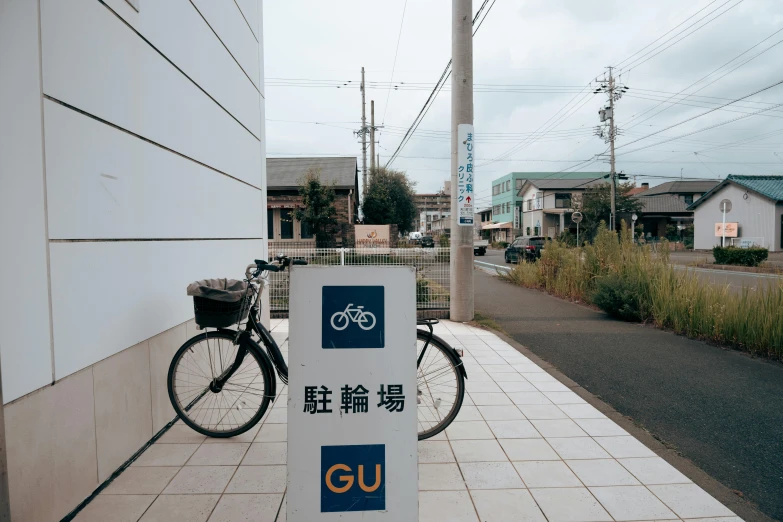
<box><xmin>267</xmin><ymin>247</ymin><xmax>450</xmax><ymax>318</ymax></box>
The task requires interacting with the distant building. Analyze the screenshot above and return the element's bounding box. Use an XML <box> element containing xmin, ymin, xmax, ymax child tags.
<box><xmin>267</xmin><ymin>157</ymin><xmax>359</xmax><ymax>244</ymax></box>
<box><xmin>491</xmin><ymin>172</ymin><xmax>604</xmax><ymax>239</ymax></box>
<box><xmin>688</xmin><ymin>175</ymin><xmax>783</xmax><ymax>252</ymax></box>
<box><xmin>630</xmin><ymin>179</ymin><xmax>719</xmax><ymax>238</ymax></box>
<box><xmin>516</xmin><ymin>178</ymin><xmax>604</xmax><ymax>239</ymax></box>
<box><xmin>413</xmin><ymin>182</ymin><xmax>451</xmax><ymax>233</ymax></box>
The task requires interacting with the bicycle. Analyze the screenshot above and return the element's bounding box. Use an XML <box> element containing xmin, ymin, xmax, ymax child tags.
<box><xmin>167</xmin><ymin>256</ymin><xmax>466</xmax><ymax>440</ymax></box>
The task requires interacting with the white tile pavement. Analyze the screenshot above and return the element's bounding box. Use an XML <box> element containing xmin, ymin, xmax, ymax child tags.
<box><xmin>77</xmin><ymin>320</ymin><xmax>742</xmax><ymax>522</ymax></box>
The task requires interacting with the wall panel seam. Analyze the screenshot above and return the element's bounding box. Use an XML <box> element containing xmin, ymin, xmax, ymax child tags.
<box><xmin>37</xmin><ymin>0</ymin><xmax>56</xmax><ymax>384</ymax></box>
<box><xmin>188</xmin><ymin>0</ymin><xmax>261</xmax><ymax>93</ymax></box>
<box><xmin>233</xmin><ymin>0</ymin><xmax>259</xmax><ymax>43</ymax></box>
<box><xmin>44</xmin><ymin>96</ymin><xmax>263</xmax><ymax>192</ymax></box>
<box><xmin>97</xmin><ymin>0</ymin><xmax>262</xmax><ymax>139</ymax></box>
<box><xmin>49</xmin><ymin>238</ymin><xmax>264</xmax><ymax>243</ymax></box>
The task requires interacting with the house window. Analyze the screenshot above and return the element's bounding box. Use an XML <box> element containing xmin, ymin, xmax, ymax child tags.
<box><xmin>515</xmin><ymin>178</ymin><xmax>523</xmax><ymax>189</ymax></box>
<box><xmin>506</xmin><ymin>180</ymin><xmax>511</xmax><ymax>192</ymax></box>
<box><xmin>555</xmin><ymin>193</ymin><xmax>572</xmax><ymax>208</ymax></box>
<box><xmin>280</xmin><ymin>209</ymin><xmax>294</xmax><ymax>239</ymax></box>
<box><xmin>267</xmin><ymin>209</ymin><xmax>274</xmax><ymax>239</ymax></box>
<box><xmin>493</xmin><ymin>184</ymin><xmax>500</xmax><ymax>195</ymax></box>
<box><xmin>526</xmin><ymin>199</ymin><xmax>532</xmax><ymax>211</ymax></box>
<box><xmin>684</xmin><ymin>194</ymin><xmax>694</xmax><ymax>204</ymax></box>
<box><xmin>301</xmin><ymin>220</ymin><xmax>313</xmax><ymax>239</ymax></box>
<box><xmin>526</xmin><ymin>227</ymin><xmax>531</xmax><ymax>236</ymax></box>
<box><xmin>534</xmin><ymin>226</ymin><xmax>540</xmax><ymax>236</ymax></box>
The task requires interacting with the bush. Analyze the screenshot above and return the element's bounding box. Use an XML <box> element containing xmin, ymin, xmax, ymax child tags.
<box><xmin>712</xmin><ymin>246</ymin><xmax>769</xmax><ymax>267</ymax></box>
<box><xmin>491</xmin><ymin>241</ymin><xmax>509</xmax><ymax>249</ymax></box>
<box><xmin>592</xmin><ymin>274</ymin><xmax>646</xmax><ymax>322</ymax></box>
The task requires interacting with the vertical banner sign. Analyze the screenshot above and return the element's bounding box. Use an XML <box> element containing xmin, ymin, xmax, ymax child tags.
<box><xmin>457</xmin><ymin>124</ymin><xmax>475</xmax><ymax>226</ymax></box>
<box><xmin>288</xmin><ymin>266</ymin><xmax>418</xmax><ymax>521</ymax></box>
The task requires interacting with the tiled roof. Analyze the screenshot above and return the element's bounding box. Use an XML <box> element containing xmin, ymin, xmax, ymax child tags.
<box><xmin>687</xmin><ymin>175</ymin><xmax>783</xmax><ymax>209</ymax></box>
<box><xmin>635</xmin><ymin>194</ymin><xmax>689</xmax><ymax>213</ymax></box>
<box><xmin>516</xmin><ymin>177</ymin><xmax>605</xmax><ymax>196</ymax></box>
<box><xmin>267</xmin><ymin>157</ymin><xmax>357</xmax><ymax>189</ymax></box>
<box><xmin>728</xmin><ymin>175</ymin><xmax>783</xmax><ymax>201</ymax></box>
<box><xmin>508</xmin><ymin>172</ymin><xmax>605</xmax><ymax>180</ymax></box>
<box><xmin>637</xmin><ymin>180</ymin><xmax>720</xmax><ymax>196</ymax></box>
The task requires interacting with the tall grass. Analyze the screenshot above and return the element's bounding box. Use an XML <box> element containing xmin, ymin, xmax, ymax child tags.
<box><xmin>501</xmin><ymin>224</ymin><xmax>783</xmax><ymax>358</ymax></box>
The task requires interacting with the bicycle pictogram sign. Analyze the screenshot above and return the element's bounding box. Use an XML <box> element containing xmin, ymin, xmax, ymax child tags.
<box><xmin>330</xmin><ymin>304</ymin><xmax>377</xmax><ymax>331</ymax></box>
<box><xmin>322</xmin><ymin>286</ymin><xmax>384</xmax><ymax>349</ymax></box>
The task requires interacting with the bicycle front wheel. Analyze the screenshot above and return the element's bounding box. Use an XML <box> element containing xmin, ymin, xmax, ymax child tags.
<box><xmin>417</xmin><ymin>331</ymin><xmax>465</xmax><ymax>440</ymax></box>
<box><xmin>168</xmin><ymin>330</ymin><xmax>273</xmax><ymax>438</ymax></box>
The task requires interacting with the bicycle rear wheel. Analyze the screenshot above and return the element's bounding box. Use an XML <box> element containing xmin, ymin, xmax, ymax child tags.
<box><xmin>417</xmin><ymin>331</ymin><xmax>465</xmax><ymax>440</ymax></box>
<box><xmin>168</xmin><ymin>330</ymin><xmax>273</xmax><ymax>438</ymax></box>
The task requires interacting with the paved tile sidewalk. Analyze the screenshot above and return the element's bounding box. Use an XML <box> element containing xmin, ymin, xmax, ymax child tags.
<box><xmin>76</xmin><ymin>320</ymin><xmax>742</xmax><ymax>522</ymax></box>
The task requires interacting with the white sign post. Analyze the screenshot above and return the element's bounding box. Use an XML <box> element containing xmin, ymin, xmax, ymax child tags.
<box><xmin>457</xmin><ymin>123</ymin><xmax>474</xmax><ymax>226</ymax></box>
<box><xmin>288</xmin><ymin>266</ymin><xmax>418</xmax><ymax>521</ymax></box>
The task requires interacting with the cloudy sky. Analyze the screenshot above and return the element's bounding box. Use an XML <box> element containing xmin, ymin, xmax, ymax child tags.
<box><xmin>263</xmin><ymin>0</ymin><xmax>783</xmax><ymax>209</ymax></box>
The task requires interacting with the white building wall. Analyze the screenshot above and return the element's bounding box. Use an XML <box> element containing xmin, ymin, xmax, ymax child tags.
<box><xmin>0</xmin><ymin>1</ymin><xmax>265</xmax><ymax>519</ymax></box>
<box><xmin>693</xmin><ymin>184</ymin><xmax>778</xmax><ymax>251</ymax></box>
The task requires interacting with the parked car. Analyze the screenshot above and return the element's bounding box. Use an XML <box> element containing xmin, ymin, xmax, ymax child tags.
<box><xmin>420</xmin><ymin>236</ymin><xmax>435</xmax><ymax>248</ymax></box>
<box><xmin>505</xmin><ymin>236</ymin><xmax>551</xmax><ymax>263</ymax></box>
<box><xmin>474</xmin><ymin>238</ymin><xmax>488</xmax><ymax>256</ymax></box>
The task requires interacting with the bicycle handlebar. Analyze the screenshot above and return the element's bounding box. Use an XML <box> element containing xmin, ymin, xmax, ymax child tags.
<box><xmin>245</xmin><ymin>256</ymin><xmax>308</xmax><ymax>280</ymax></box>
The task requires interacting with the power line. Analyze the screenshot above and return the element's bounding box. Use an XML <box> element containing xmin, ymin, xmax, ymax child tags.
<box><xmin>384</xmin><ymin>0</ymin><xmax>496</xmax><ymax>167</ymax></box>
<box><xmin>615</xmin><ymin>77</ymin><xmax>783</xmax><ymax>153</ymax></box>
<box><xmin>380</xmin><ymin>0</ymin><xmax>408</xmax><ymax>128</ymax></box>
<box><xmin>613</xmin><ymin>0</ymin><xmax>720</xmax><ymax>69</ymax></box>
<box><xmin>624</xmin><ymin>27</ymin><xmax>783</xmax><ymax>130</ymax></box>
<box><xmin>617</xmin><ymin>0</ymin><xmax>744</xmax><ymax>74</ymax></box>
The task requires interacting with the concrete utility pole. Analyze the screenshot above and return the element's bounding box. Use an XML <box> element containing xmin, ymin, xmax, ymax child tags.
<box><xmin>370</xmin><ymin>100</ymin><xmax>376</xmax><ymax>171</ymax></box>
<box><xmin>361</xmin><ymin>67</ymin><xmax>368</xmax><ymax>197</ymax></box>
<box><xmin>608</xmin><ymin>67</ymin><xmax>616</xmax><ymax>232</ymax></box>
<box><xmin>450</xmin><ymin>0</ymin><xmax>474</xmax><ymax>322</ymax></box>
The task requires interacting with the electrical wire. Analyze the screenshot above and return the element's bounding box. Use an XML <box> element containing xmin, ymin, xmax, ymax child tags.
<box><xmin>380</xmin><ymin>0</ymin><xmax>408</xmax><ymax>128</ymax></box>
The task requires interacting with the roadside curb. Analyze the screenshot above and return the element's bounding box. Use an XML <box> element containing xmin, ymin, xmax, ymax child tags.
<box><xmin>469</xmin><ymin>324</ymin><xmax>774</xmax><ymax>522</ymax></box>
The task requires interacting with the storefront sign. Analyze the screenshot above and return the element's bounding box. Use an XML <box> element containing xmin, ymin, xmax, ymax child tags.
<box><xmin>457</xmin><ymin>124</ymin><xmax>474</xmax><ymax>226</ymax></box>
<box><xmin>355</xmin><ymin>225</ymin><xmax>391</xmax><ymax>248</ymax></box>
<box><xmin>715</xmin><ymin>222</ymin><xmax>738</xmax><ymax>237</ymax></box>
<box><xmin>288</xmin><ymin>266</ymin><xmax>418</xmax><ymax>521</ymax></box>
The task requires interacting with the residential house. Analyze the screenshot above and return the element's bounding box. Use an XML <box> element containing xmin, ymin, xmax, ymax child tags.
<box><xmin>267</xmin><ymin>157</ymin><xmax>359</xmax><ymax>245</ymax></box>
<box><xmin>491</xmin><ymin>172</ymin><xmax>604</xmax><ymax>237</ymax></box>
<box><xmin>688</xmin><ymin>175</ymin><xmax>783</xmax><ymax>251</ymax></box>
<box><xmin>475</xmin><ymin>207</ymin><xmax>493</xmax><ymax>241</ymax></box>
<box><xmin>517</xmin><ymin>178</ymin><xmax>604</xmax><ymax>238</ymax></box>
<box><xmin>630</xmin><ymin>180</ymin><xmax>719</xmax><ymax>238</ymax></box>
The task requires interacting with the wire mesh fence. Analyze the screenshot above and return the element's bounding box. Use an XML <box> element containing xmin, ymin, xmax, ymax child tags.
<box><xmin>267</xmin><ymin>247</ymin><xmax>450</xmax><ymax>318</ymax></box>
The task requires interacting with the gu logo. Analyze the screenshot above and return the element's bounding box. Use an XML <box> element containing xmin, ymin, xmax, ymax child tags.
<box><xmin>321</xmin><ymin>444</ymin><xmax>385</xmax><ymax>512</ymax></box>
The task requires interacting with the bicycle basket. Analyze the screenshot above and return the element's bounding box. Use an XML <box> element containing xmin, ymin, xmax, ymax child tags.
<box><xmin>192</xmin><ymin>295</ymin><xmax>252</xmax><ymax>328</ymax></box>
<box><xmin>187</xmin><ymin>278</ymin><xmax>252</xmax><ymax>328</ymax></box>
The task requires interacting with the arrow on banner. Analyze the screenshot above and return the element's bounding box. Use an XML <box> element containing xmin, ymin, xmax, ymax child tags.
<box><xmin>466</xmin><ymin>196</ymin><xmax>471</xmax><ymax>203</ymax></box>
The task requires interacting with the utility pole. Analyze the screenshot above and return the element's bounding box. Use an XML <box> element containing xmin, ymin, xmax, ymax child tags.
<box><xmin>596</xmin><ymin>67</ymin><xmax>628</xmax><ymax>232</ymax></box>
<box><xmin>450</xmin><ymin>0</ymin><xmax>474</xmax><ymax>322</ymax></box>
<box><xmin>370</xmin><ymin>100</ymin><xmax>376</xmax><ymax>171</ymax></box>
<box><xmin>361</xmin><ymin>67</ymin><xmax>368</xmax><ymax>198</ymax></box>
<box><xmin>608</xmin><ymin>67</ymin><xmax>616</xmax><ymax>232</ymax></box>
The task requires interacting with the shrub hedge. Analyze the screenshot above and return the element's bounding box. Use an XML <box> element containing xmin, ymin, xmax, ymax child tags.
<box><xmin>712</xmin><ymin>246</ymin><xmax>769</xmax><ymax>267</ymax></box>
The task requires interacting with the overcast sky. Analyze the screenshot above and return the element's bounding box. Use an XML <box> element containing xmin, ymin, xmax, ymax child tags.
<box><xmin>263</xmin><ymin>0</ymin><xmax>783</xmax><ymax>209</ymax></box>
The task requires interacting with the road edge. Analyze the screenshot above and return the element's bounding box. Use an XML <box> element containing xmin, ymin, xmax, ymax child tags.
<box><xmin>470</xmin><ymin>323</ymin><xmax>774</xmax><ymax>522</ymax></box>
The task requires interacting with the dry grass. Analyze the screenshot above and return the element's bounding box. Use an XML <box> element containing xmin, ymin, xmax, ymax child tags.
<box><xmin>502</xmin><ymin>225</ymin><xmax>783</xmax><ymax>359</ymax></box>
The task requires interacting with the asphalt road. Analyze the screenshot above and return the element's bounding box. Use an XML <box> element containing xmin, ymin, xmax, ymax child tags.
<box><xmin>477</xmin><ymin>249</ymin><xmax>783</xmax><ymax>291</ymax></box>
<box><xmin>473</xmin><ymin>270</ymin><xmax>783</xmax><ymax>520</ymax></box>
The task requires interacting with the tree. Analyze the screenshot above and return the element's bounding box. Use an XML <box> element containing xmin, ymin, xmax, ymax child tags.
<box><xmin>294</xmin><ymin>169</ymin><xmax>338</xmax><ymax>246</ymax></box>
<box><xmin>576</xmin><ymin>181</ymin><xmax>643</xmax><ymax>241</ymax></box>
<box><xmin>361</xmin><ymin>167</ymin><xmax>417</xmax><ymax>234</ymax></box>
